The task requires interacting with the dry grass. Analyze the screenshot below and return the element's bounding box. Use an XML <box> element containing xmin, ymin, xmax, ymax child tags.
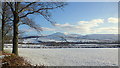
<box><xmin>1</xmin><ymin>52</ymin><xmax>44</xmax><ymax>68</ymax></box>
<box><xmin>2</xmin><ymin>54</ymin><xmax>31</xmax><ymax>66</ymax></box>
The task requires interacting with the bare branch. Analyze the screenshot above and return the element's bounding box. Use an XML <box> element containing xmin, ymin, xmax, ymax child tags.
<box><xmin>20</xmin><ymin>4</ymin><xmax>64</xmax><ymax>18</ymax></box>
<box><xmin>38</xmin><ymin>12</ymin><xmax>56</xmax><ymax>25</ymax></box>
<box><xmin>18</xmin><ymin>2</ymin><xmax>36</xmax><ymax>13</ymax></box>
<box><xmin>6</xmin><ymin>2</ymin><xmax>14</xmax><ymax>12</ymax></box>
<box><xmin>20</xmin><ymin>17</ymin><xmax>42</xmax><ymax>32</ymax></box>
<box><xmin>3</xmin><ymin>24</ymin><xmax>12</xmax><ymax>37</ymax></box>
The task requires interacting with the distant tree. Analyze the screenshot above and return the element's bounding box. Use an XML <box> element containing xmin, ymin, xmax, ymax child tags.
<box><xmin>7</xmin><ymin>2</ymin><xmax>66</xmax><ymax>55</ymax></box>
<box><xmin>1</xmin><ymin>2</ymin><xmax>12</xmax><ymax>51</ymax></box>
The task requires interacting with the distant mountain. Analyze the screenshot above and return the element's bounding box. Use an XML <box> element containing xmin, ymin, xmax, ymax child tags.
<box><xmin>67</xmin><ymin>34</ymin><xmax>82</xmax><ymax>37</ymax></box>
<box><xmin>81</xmin><ymin>34</ymin><xmax>118</xmax><ymax>40</ymax></box>
<box><xmin>21</xmin><ymin>32</ymin><xmax>118</xmax><ymax>43</ymax></box>
<box><xmin>49</xmin><ymin>32</ymin><xmax>67</xmax><ymax>37</ymax></box>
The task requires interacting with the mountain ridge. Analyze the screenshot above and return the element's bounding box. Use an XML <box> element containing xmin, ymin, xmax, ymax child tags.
<box><xmin>21</xmin><ymin>32</ymin><xmax>118</xmax><ymax>43</ymax></box>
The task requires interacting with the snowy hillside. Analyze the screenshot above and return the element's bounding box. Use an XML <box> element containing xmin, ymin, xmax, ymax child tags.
<box><xmin>22</xmin><ymin>32</ymin><xmax>118</xmax><ymax>43</ymax></box>
<box><xmin>81</xmin><ymin>34</ymin><xmax>118</xmax><ymax>41</ymax></box>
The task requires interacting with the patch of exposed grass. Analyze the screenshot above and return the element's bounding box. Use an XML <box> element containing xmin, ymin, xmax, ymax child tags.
<box><xmin>2</xmin><ymin>54</ymin><xmax>44</xmax><ymax>68</ymax></box>
<box><xmin>3</xmin><ymin>50</ymin><xmax>11</xmax><ymax>54</ymax></box>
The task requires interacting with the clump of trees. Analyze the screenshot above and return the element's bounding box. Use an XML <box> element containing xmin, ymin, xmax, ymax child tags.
<box><xmin>1</xmin><ymin>2</ymin><xmax>66</xmax><ymax>55</ymax></box>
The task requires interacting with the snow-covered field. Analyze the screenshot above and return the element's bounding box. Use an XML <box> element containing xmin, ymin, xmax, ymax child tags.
<box><xmin>6</xmin><ymin>48</ymin><xmax>118</xmax><ymax>66</ymax></box>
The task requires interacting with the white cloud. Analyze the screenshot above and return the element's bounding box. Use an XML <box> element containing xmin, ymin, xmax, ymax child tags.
<box><xmin>108</xmin><ymin>17</ymin><xmax>118</xmax><ymax>23</ymax></box>
<box><xmin>78</xmin><ymin>19</ymin><xmax>104</xmax><ymax>28</ymax></box>
<box><xmin>41</xmin><ymin>27</ymin><xmax>56</xmax><ymax>31</ymax></box>
<box><xmin>33</xmin><ymin>18</ymin><xmax>118</xmax><ymax>34</ymax></box>
<box><xmin>53</xmin><ymin>19</ymin><xmax>105</xmax><ymax>34</ymax></box>
<box><xmin>95</xmin><ymin>27</ymin><xmax>118</xmax><ymax>34</ymax></box>
<box><xmin>79</xmin><ymin>19</ymin><xmax>104</xmax><ymax>24</ymax></box>
<box><xmin>64</xmin><ymin>32</ymin><xmax>69</xmax><ymax>35</ymax></box>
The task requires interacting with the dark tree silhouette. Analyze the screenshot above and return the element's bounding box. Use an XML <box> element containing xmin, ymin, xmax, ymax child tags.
<box><xmin>1</xmin><ymin>2</ymin><xmax>12</xmax><ymax>51</ymax></box>
<box><xmin>6</xmin><ymin>2</ymin><xmax>66</xmax><ymax>55</ymax></box>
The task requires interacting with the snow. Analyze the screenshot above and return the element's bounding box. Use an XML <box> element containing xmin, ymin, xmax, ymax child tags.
<box><xmin>23</xmin><ymin>38</ymin><xmax>39</xmax><ymax>43</ymax></box>
<box><xmin>22</xmin><ymin>33</ymin><xmax>118</xmax><ymax>43</ymax></box>
<box><xmin>6</xmin><ymin>48</ymin><xmax>118</xmax><ymax>66</ymax></box>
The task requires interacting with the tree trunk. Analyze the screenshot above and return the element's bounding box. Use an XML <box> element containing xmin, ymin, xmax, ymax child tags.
<box><xmin>1</xmin><ymin>18</ymin><xmax>5</xmax><ymax>51</ymax></box>
<box><xmin>12</xmin><ymin>14</ymin><xmax>19</xmax><ymax>55</ymax></box>
<box><xmin>1</xmin><ymin>9</ymin><xmax>5</xmax><ymax>52</ymax></box>
<box><xmin>12</xmin><ymin>2</ymin><xmax>19</xmax><ymax>55</ymax></box>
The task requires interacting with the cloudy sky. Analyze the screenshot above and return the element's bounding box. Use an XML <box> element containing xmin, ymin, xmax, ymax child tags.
<box><xmin>20</xmin><ymin>2</ymin><xmax>118</xmax><ymax>36</ymax></box>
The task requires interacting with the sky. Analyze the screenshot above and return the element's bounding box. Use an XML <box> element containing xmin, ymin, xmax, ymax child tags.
<box><xmin>19</xmin><ymin>2</ymin><xmax>118</xmax><ymax>36</ymax></box>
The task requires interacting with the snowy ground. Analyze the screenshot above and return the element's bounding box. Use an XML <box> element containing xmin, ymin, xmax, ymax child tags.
<box><xmin>6</xmin><ymin>48</ymin><xmax>118</xmax><ymax>66</ymax></box>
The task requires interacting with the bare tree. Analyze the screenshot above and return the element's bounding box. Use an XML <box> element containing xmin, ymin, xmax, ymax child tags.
<box><xmin>7</xmin><ymin>2</ymin><xmax>66</xmax><ymax>55</ymax></box>
<box><xmin>1</xmin><ymin>2</ymin><xmax>12</xmax><ymax>51</ymax></box>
